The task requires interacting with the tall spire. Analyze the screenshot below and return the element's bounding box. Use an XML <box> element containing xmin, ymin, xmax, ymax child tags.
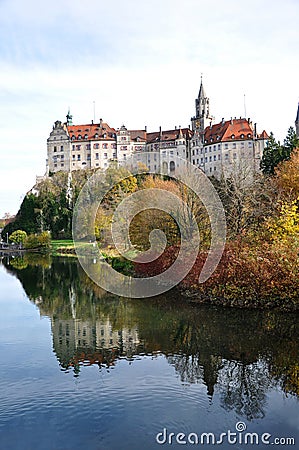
<box><xmin>198</xmin><ymin>73</ymin><xmax>205</xmax><ymax>101</ymax></box>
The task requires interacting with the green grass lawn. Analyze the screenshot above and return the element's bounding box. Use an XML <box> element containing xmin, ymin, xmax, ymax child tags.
<box><xmin>51</xmin><ymin>239</ymin><xmax>74</xmax><ymax>249</ymax></box>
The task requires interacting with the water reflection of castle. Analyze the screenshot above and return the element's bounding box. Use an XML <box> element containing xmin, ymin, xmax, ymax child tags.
<box><xmin>51</xmin><ymin>317</ymin><xmax>141</xmax><ymax>372</ymax></box>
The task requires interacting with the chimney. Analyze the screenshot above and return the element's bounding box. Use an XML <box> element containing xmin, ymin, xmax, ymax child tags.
<box><xmin>254</xmin><ymin>123</ymin><xmax>257</xmax><ymax>137</ymax></box>
<box><xmin>99</xmin><ymin>118</ymin><xmax>103</xmax><ymax>127</ymax></box>
<box><xmin>145</xmin><ymin>125</ymin><xmax>147</xmax><ymax>132</ymax></box>
<box><xmin>221</xmin><ymin>118</ymin><xmax>225</xmax><ymax>125</ymax></box>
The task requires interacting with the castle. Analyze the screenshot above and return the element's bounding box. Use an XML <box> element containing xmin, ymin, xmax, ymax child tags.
<box><xmin>46</xmin><ymin>80</ymin><xmax>269</xmax><ymax>179</ymax></box>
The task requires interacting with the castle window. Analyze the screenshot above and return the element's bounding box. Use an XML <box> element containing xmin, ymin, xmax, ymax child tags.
<box><xmin>218</xmin><ymin>144</ymin><xmax>221</xmax><ymax>150</ymax></box>
<box><xmin>120</xmin><ymin>146</ymin><xmax>127</xmax><ymax>151</ymax></box>
<box><xmin>209</xmin><ymin>156</ymin><xmax>212</xmax><ymax>162</ymax></box>
<box><xmin>233</xmin><ymin>153</ymin><xmax>237</xmax><ymax>159</ymax></box>
<box><xmin>94</xmin><ymin>143</ymin><xmax>99</xmax><ymax>149</ymax></box>
<box><xmin>248</xmin><ymin>142</ymin><xmax>252</xmax><ymax>147</ymax></box>
<box><xmin>113</xmin><ymin>153</ymin><xmax>116</xmax><ymax>158</ymax></box>
<box><xmin>77</xmin><ymin>154</ymin><xmax>81</xmax><ymax>161</ymax></box>
<box><xmin>60</xmin><ymin>145</ymin><xmax>64</xmax><ymax>151</ymax></box>
<box><xmin>86</xmin><ymin>144</ymin><xmax>91</xmax><ymax>150</ymax></box>
<box><xmin>213</xmin><ymin>145</ymin><xmax>216</xmax><ymax>151</ymax></box>
<box><xmin>205</xmin><ymin>157</ymin><xmax>207</xmax><ymax>162</ymax></box>
<box><xmin>102</xmin><ymin>143</ymin><xmax>108</xmax><ymax>149</ymax></box>
<box><xmin>214</xmin><ymin>155</ymin><xmax>216</xmax><ymax>161</ymax></box>
<box><xmin>104</xmin><ymin>153</ymin><xmax>108</xmax><ymax>159</ymax></box>
<box><xmin>201</xmin><ymin>157</ymin><xmax>203</xmax><ymax>163</ymax></box>
<box><xmin>232</xmin><ymin>143</ymin><xmax>236</xmax><ymax>149</ymax></box>
<box><xmin>225</xmin><ymin>154</ymin><xmax>229</xmax><ymax>160</ymax></box>
<box><xmin>121</xmin><ymin>136</ymin><xmax>127</xmax><ymax>141</ymax></box>
<box><xmin>87</xmin><ymin>154</ymin><xmax>91</xmax><ymax>160</ymax></box>
<box><xmin>54</xmin><ymin>163</ymin><xmax>57</xmax><ymax>167</ymax></box>
<box><xmin>72</xmin><ymin>145</ymin><xmax>75</xmax><ymax>151</ymax></box>
<box><xmin>54</xmin><ymin>146</ymin><xmax>57</xmax><ymax>152</ymax></box>
<box><xmin>95</xmin><ymin>153</ymin><xmax>99</xmax><ymax>160</ymax></box>
<box><xmin>193</xmin><ymin>159</ymin><xmax>195</xmax><ymax>165</ymax></box>
<box><xmin>76</xmin><ymin>145</ymin><xmax>81</xmax><ymax>150</ymax></box>
<box><xmin>218</xmin><ymin>154</ymin><xmax>221</xmax><ymax>160</ymax></box>
<box><xmin>209</xmin><ymin>167</ymin><xmax>212</xmax><ymax>172</ymax></box>
<box><xmin>61</xmin><ymin>155</ymin><xmax>64</xmax><ymax>160</ymax></box>
<box><xmin>214</xmin><ymin>167</ymin><xmax>216</xmax><ymax>171</ymax></box>
<box><xmin>224</xmin><ymin>143</ymin><xmax>228</xmax><ymax>149</ymax></box>
<box><xmin>61</xmin><ymin>163</ymin><xmax>64</xmax><ymax>167</ymax></box>
<box><xmin>72</xmin><ymin>154</ymin><xmax>75</xmax><ymax>160</ymax></box>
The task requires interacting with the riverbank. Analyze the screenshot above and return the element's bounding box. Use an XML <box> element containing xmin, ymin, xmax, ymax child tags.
<box><xmin>40</xmin><ymin>240</ymin><xmax>299</xmax><ymax>312</ymax></box>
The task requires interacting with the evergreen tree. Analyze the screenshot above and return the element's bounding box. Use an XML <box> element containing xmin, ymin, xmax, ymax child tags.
<box><xmin>283</xmin><ymin>126</ymin><xmax>299</xmax><ymax>156</ymax></box>
<box><xmin>261</xmin><ymin>127</ymin><xmax>299</xmax><ymax>176</ymax></box>
<box><xmin>260</xmin><ymin>132</ymin><xmax>283</xmax><ymax>175</ymax></box>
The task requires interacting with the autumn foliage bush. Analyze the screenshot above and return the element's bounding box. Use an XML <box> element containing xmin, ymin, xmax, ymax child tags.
<box><xmin>134</xmin><ymin>239</ymin><xmax>299</xmax><ymax>310</ymax></box>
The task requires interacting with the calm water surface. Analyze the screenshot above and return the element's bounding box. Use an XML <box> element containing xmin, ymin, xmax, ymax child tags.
<box><xmin>0</xmin><ymin>255</ymin><xmax>298</xmax><ymax>450</ymax></box>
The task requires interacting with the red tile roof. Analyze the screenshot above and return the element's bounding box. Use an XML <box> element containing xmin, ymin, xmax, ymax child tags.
<box><xmin>128</xmin><ymin>130</ymin><xmax>147</xmax><ymax>142</ymax></box>
<box><xmin>258</xmin><ymin>130</ymin><xmax>269</xmax><ymax>140</ymax></box>
<box><xmin>67</xmin><ymin>122</ymin><xmax>116</xmax><ymax>141</ymax></box>
<box><xmin>146</xmin><ymin>128</ymin><xmax>193</xmax><ymax>144</ymax></box>
<box><xmin>204</xmin><ymin>118</ymin><xmax>254</xmax><ymax>143</ymax></box>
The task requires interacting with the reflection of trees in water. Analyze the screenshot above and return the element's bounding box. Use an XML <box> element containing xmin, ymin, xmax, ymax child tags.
<box><xmin>2</xmin><ymin>256</ymin><xmax>299</xmax><ymax>418</ymax></box>
<box><xmin>217</xmin><ymin>359</ymin><xmax>271</xmax><ymax>420</ymax></box>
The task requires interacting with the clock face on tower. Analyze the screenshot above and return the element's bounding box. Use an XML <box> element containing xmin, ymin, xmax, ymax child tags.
<box><xmin>195</xmin><ymin>119</ymin><xmax>201</xmax><ymax>128</ymax></box>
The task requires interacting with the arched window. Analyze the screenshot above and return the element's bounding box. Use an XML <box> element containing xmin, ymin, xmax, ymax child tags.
<box><xmin>169</xmin><ymin>161</ymin><xmax>175</xmax><ymax>172</ymax></box>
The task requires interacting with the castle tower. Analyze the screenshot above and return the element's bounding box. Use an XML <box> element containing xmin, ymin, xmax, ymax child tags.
<box><xmin>295</xmin><ymin>103</ymin><xmax>299</xmax><ymax>137</ymax></box>
<box><xmin>191</xmin><ymin>76</ymin><xmax>212</xmax><ymax>138</ymax></box>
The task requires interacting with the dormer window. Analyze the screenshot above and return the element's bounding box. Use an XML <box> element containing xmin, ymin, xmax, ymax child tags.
<box><xmin>95</xmin><ymin>133</ymin><xmax>99</xmax><ymax>138</ymax></box>
<box><xmin>72</xmin><ymin>135</ymin><xmax>75</xmax><ymax>140</ymax></box>
<box><xmin>240</xmin><ymin>134</ymin><xmax>244</xmax><ymax>138</ymax></box>
<box><xmin>103</xmin><ymin>133</ymin><xmax>107</xmax><ymax>138</ymax></box>
<box><xmin>231</xmin><ymin>134</ymin><xmax>235</xmax><ymax>139</ymax></box>
<box><xmin>78</xmin><ymin>135</ymin><xmax>82</xmax><ymax>140</ymax></box>
<box><xmin>247</xmin><ymin>133</ymin><xmax>251</xmax><ymax>138</ymax></box>
<box><xmin>84</xmin><ymin>134</ymin><xmax>88</xmax><ymax>139</ymax></box>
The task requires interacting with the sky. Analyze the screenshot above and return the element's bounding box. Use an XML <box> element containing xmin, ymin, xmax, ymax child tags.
<box><xmin>0</xmin><ymin>0</ymin><xmax>298</xmax><ymax>217</ymax></box>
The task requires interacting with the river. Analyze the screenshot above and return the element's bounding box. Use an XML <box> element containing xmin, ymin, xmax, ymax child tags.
<box><xmin>0</xmin><ymin>254</ymin><xmax>298</xmax><ymax>449</ymax></box>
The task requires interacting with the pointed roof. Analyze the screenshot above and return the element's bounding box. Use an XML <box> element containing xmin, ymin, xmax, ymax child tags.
<box><xmin>296</xmin><ymin>102</ymin><xmax>299</xmax><ymax>122</ymax></box>
<box><xmin>198</xmin><ymin>78</ymin><xmax>206</xmax><ymax>100</ymax></box>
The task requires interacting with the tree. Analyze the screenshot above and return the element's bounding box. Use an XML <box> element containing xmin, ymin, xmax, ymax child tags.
<box><xmin>261</xmin><ymin>128</ymin><xmax>299</xmax><ymax>176</ymax></box>
<box><xmin>274</xmin><ymin>148</ymin><xmax>299</xmax><ymax>201</ymax></box>
<box><xmin>283</xmin><ymin>126</ymin><xmax>299</xmax><ymax>156</ymax></box>
<box><xmin>9</xmin><ymin>230</ymin><xmax>27</xmax><ymax>244</ymax></box>
<box><xmin>260</xmin><ymin>132</ymin><xmax>283</xmax><ymax>175</ymax></box>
